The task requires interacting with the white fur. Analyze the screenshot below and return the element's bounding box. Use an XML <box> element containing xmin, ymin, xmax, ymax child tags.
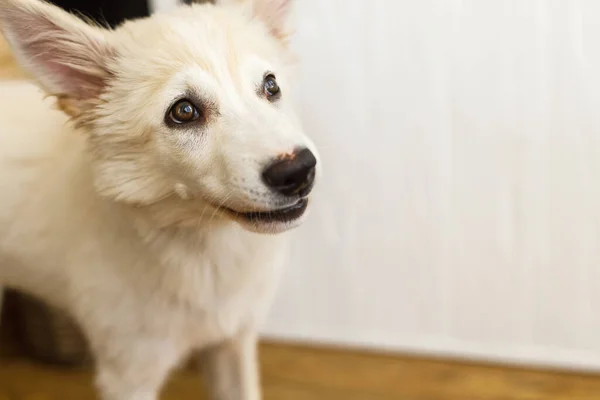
<box><xmin>0</xmin><ymin>0</ymin><xmax>319</xmax><ymax>399</ymax></box>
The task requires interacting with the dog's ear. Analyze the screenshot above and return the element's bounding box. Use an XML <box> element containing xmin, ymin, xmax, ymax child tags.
<box><xmin>0</xmin><ymin>0</ymin><xmax>114</xmax><ymax>105</ymax></box>
<box><xmin>218</xmin><ymin>0</ymin><xmax>293</xmax><ymax>41</ymax></box>
<box><xmin>252</xmin><ymin>0</ymin><xmax>293</xmax><ymax>40</ymax></box>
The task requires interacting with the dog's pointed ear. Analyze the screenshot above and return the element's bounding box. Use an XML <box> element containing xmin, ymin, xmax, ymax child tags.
<box><xmin>218</xmin><ymin>0</ymin><xmax>294</xmax><ymax>41</ymax></box>
<box><xmin>251</xmin><ymin>0</ymin><xmax>293</xmax><ymax>40</ymax></box>
<box><xmin>0</xmin><ymin>0</ymin><xmax>114</xmax><ymax>104</ymax></box>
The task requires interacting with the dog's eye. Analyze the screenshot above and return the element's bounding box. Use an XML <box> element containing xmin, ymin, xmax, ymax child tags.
<box><xmin>263</xmin><ymin>74</ymin><xmax>281</xmax><ymax>101</ymax></box>
<box><xmin>168</xmin><ymin>100</ymin><xmax>201</xmax><ymax>124</ymax></box>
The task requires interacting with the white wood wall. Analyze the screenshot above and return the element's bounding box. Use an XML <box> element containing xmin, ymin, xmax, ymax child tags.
<box><xmin>260</xmin><ymin>0</ymin><xmax>600</xmax><ymax>372</ymax></box>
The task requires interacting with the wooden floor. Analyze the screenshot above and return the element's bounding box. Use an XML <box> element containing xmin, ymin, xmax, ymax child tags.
<box><xmin>1</xmin><ymin>342</ymin><xmax>600</xmax><ymax>400</ymax></box>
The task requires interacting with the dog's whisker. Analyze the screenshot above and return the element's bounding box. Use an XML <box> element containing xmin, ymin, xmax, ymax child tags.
<box><xmin>208</xmin><ymin>192</ymin><xmax>234</xmax><ymax>225</ymax></box>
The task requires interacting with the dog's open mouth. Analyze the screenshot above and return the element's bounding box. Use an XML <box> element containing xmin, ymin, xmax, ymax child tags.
<box><xmin>228</xmin><ymin>198</ymin><xmax>309</xmax><ymax>224</ymax></box>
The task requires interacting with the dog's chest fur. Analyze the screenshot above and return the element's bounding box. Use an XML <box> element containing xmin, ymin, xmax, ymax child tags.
<box><xmin>119</xmin><ymin>223</ymin><xmax>288</xmax><ymax>349</ymax></box>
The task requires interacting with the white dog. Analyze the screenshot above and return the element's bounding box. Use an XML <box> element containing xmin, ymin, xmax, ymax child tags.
<box><xmin>0</xmin><ymin>0</ymin><xmax>320</xmax><ymax>398</ymax></box>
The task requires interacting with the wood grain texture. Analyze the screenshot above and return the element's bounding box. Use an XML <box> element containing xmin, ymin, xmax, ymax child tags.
<box><xmin>1</xmin><ymin>342</ymin><xmax>600</xmax><ymax>400</ymax></box>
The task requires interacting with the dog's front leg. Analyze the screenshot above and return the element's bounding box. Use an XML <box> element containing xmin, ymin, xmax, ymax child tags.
<box><xmin>201</xmin><ymin>331</ymin><xmax>261</xmax><ymax>400</ymax></box>
<box><xmin>92</xmin><ymin>335</ymin><xmax>182</xmax><ymax>400</ymax></box>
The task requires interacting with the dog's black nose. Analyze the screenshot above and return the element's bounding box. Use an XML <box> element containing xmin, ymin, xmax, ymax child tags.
<box><xmin>262</xmin><ymin>148</ymin><xmax>317</xmax><ymax>197</ymax></box>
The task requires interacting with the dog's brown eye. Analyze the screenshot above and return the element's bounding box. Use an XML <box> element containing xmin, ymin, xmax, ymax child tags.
<box><xmin>263</xmin><ymin>74</ymin><xmax>281</xmax><ymax>100</ymax></box>
<box><xmin>169</xmin><ymin>100</ymin><xmax>200</xmax><ymax>124</ymax></box>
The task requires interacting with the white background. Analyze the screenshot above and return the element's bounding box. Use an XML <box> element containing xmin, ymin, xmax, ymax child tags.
<box><xmin>256</xmin><ymin>0</ymin><xmax>600</xmax><ymax>372</ymax></box>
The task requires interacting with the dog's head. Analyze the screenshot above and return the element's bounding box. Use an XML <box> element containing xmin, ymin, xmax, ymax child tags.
<box><xmin>0</xmin><ymin>0</ymin><xmax>320</xmax><ymax>234</ymax></box>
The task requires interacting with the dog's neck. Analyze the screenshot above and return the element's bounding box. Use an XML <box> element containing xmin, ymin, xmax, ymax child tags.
<box><xmin>106</xmin><ymin>192</ymin><xmax>283</xmax><ymax>310</ymax></box>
